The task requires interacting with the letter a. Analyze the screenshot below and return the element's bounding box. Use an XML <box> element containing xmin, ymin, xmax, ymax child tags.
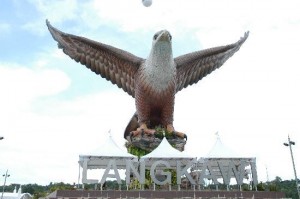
<box><xmin>100</xmin><ymin>159</ymin><xmax>121</xmax><ymax>184</ymax></box>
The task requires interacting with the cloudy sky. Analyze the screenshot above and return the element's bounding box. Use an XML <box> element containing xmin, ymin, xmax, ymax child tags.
<box><xmin>0</xmin><ymin>0</ymin><xmax>300</xmax><ymax>185</ymax></box>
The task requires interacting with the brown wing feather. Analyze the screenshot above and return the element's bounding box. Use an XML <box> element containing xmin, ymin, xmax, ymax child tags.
<box><xmin>46</xmin><ymin>20</ymin><xmax>144</xmax><ymax>97</ymax></box>
<box><xmin>175</xmin><ymin>31</ymin><xmax>249</xmax><ymax>92</ymax></box>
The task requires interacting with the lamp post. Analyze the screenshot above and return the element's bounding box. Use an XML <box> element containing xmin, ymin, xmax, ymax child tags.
<box><xmin>284</xmin><ymin>135</ymin><xmax>300</xmax><ymax>199</ymax></box>
<box><xmin>1</xmin><ymin>170</ymin><xmax>10</xmax><ymax>199</ymax></box>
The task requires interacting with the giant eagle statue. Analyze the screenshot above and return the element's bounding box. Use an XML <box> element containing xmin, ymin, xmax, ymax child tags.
<box><xmin>46</xmin><ymin>20</ymin><xmax>249</xmax><ymax>140</ymax></box>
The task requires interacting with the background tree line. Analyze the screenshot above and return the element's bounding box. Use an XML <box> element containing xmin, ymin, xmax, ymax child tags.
<box><xmin>0</xmin><ymin>177</ymin><xmax>299</xmax><ymax>199</ymax></box>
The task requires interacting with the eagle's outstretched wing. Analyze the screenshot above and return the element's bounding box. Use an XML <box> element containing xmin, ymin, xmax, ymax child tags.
<box><xmin>175</xmin><ymin>32</ymin><xmax>249</xmax><ymax>92</ymax></box>
<box><xmin>46</xmin><ymin>20</ymin><xmax>144</xmax><ymax>97</ymax></box>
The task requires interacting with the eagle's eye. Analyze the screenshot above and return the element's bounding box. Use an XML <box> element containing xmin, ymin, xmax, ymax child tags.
<box><xmin>169</xmin><ymin>34</ymin><xmax>172</xmax><ymax>41</ymax></box>
<box><xmin>153</xmin><ymin>34</ymin><xmax>158</xmax><ymax>40</ymax></box>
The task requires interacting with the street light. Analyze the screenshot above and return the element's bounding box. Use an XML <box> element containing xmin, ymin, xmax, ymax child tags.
<box><xmin>284</xmin><ymin>135</ymin><xmax>300</xmax><ymax>199</ymax></box>
<box><xmin>1</xmin><ymin>170</ymin><xmax>10</xmax><ymax>199</ymax></box>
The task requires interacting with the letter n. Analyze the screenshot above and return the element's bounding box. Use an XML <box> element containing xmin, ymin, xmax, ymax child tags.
<box><xmin>125</xmin><ymin>159</ymin><xmax>145</xmax><ymax>185</ymax></box>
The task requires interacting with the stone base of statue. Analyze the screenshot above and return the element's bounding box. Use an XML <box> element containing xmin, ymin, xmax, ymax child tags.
<box><xmin>125</xmin><ymin>132</ymin><xmax>186</xmax><ymax>153</ymax></box>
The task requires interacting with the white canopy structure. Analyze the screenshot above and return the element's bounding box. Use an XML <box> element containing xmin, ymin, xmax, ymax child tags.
<box><xmin>206</xmin><ymin>133</ymin><xmax>241</xmax><ymax>158</ymax></box>
<box><xmin>79</xmin><ymin>133</ymin><xmax>138</xmax><ymax>169</ymax></box>
<box><xmin>140</xmin><ymin>137</ymin><xmax>196</xmax><ymax>169</ymax></box>
<box><xmin>1</xmin><ymin>186</ymin><xmax>32</xmax><ymax>199</ymax></box>
<box><xmin>195</xmin><ymin>133</ymin><xmax>258</xmax><ymax>187</ymax></box>
<box><xmin>78</xmin><ymin>133</ymin><xmax>138</xmax><ymax>186</ymax></box>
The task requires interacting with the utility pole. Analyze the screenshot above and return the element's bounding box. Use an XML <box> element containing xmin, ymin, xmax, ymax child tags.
<box><xmin>284</xmin><ymin>135</ymin><xmax>300</xmax><ymax>199</ymax></box>
<box><xmin>1</xmin><ymin>170</ymin><xmax>10</xmax><ymax>199</ymax></box>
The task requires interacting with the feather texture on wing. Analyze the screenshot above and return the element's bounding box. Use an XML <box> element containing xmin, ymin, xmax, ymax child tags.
<box><xmin>175</xmin><ymin>32</ymin><xmax>249</xmax><ymax>92</ymax></box>
<box><xmin>46</xmin><ymin>20</ymin><xmax>144</xmax><ymax>97</ymax></box>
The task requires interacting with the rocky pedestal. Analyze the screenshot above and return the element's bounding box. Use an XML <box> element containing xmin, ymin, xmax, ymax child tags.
<box><xmin>125</xmin><ymin>133</ymin><xmax>186</xmax><ymax>153</ymax></box>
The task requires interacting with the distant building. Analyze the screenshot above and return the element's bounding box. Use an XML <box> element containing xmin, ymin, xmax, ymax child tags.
<box><xmin>1</xmin><ymin>186</ymin><xmax>32</xmax><ymax>199</ymax></box>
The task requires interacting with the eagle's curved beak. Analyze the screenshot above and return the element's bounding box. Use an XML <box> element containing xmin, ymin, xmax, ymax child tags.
<box><xmin>158</xmin><ymin>30</ymin><xmax>171</xmax><ymax>42</ymax></box>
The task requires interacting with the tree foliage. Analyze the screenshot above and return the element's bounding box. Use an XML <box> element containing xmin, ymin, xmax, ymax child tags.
<box><xmin>258</xmin><ymin>176</ymin><xmax>299</xmax><ymax>199</ymax></box>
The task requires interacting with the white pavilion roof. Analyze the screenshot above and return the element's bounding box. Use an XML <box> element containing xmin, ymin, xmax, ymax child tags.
<box><xmin>196</xmin><ymin>133</ymin><xmax>256</xmax><ymax>179</ymax></box>
<box><xmin>205</xmin><ymin>133</ymin><xmax>241</xmax><ymax>158</ymax></box>
<box><xmin>2</xmin><ymin>187</ymin><xmax>32</xmax><ymax>199</ymax></box>
<box><xmin>79</xmin><ymin>133</ymin><xmax>138</xmax><ymax>169</ymax></box>
<box><xmin>140</xmin><ymin>137</ymin><xmax>196</xmax><ymax>168</ymax></box>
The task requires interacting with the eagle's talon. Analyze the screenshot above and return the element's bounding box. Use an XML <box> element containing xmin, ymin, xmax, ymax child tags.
<box><xmin>171</xmin><ymin>130</ymin><xmax>187</xmax><ymax>140</ymax></box>
<box><xmin>184</xmin><ymin>134</ymin><xmax>187</xmax><ymax>140</ymax></box>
